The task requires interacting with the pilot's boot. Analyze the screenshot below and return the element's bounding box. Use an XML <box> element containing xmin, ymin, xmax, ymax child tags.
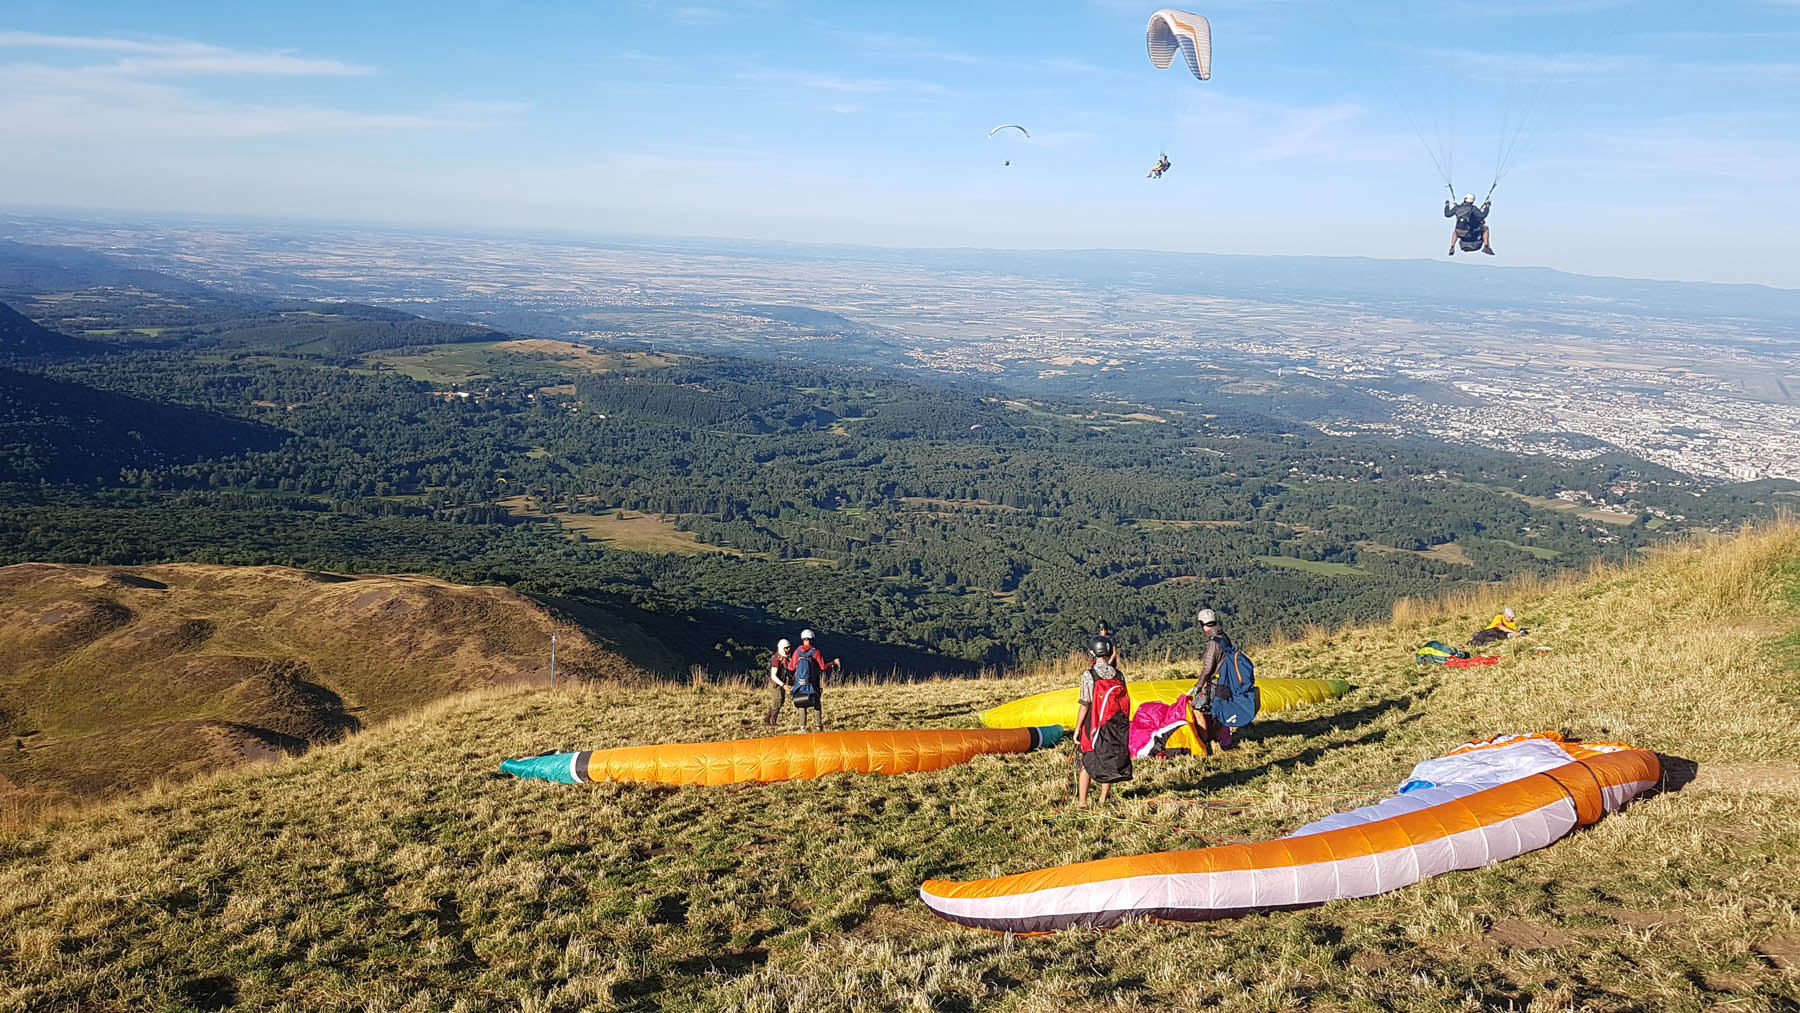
<box><xmin>1483</xmin><ymin>244</ymin><xmax>1495</xmax><ymax>255</ymax></box>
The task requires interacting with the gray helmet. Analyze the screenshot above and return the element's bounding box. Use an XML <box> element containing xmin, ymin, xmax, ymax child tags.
<box><xmin>1087</xmin><ymin>636</ymin><xmax>1114</xmax><ymax>658</ymax></box>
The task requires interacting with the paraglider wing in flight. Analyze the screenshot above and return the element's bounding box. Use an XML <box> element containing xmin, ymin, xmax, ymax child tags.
<box><xmin>1146</xmin><ymin>9</ymin><xmax>1212</xmax><ymax>81</ymax></box>
<box><xmin>987</xmin><ymin>124</ymin><xmax>1030</xmax><ymax>138</ymax></box>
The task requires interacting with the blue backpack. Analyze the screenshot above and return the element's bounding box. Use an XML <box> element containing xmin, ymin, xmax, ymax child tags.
<box><xmin>1209</xmin><ymin>645</ymin><xmax>1260</xmax><ymax>729</ymax></box>
<box><xmin>791</xmin><ymin>653</ymin><xmax>820</xmax><ymax>707</ymax></box>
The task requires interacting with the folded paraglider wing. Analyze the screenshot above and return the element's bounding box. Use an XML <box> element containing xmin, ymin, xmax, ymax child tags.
<box><xmin>501</xmin><ymin>726</ymin><xmax>1063</xmax><ymax>786</ymax></box>
<box><xmin>1146</xmin><ymin>9</ymin><xmax>1212</xmax><ymax>81</ymax></box>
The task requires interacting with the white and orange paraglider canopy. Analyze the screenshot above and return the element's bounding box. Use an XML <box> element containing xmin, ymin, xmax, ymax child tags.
<box><xmin>921</xmin><ymin>732</ymin><xmax>1660</xmax><ymax>932</ymax></box>
<box><xmin>1146</xmin><ymin>8</ymin><xmax>1211</xmax><ymax>81</ymax></box>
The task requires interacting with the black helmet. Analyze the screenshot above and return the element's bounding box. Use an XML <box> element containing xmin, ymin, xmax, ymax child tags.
<box><xmin>1087</xmin><ymin>636</ymin><xmax>1114</xmax><ymax>658</ymax></box>
<box><xmin>1096</xmin><ymin>619</ymin><xmax>1113</xmax><ymax>634</ymax></box>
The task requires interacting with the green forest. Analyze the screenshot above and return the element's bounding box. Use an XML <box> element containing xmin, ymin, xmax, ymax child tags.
<box><xmin>2</xmin><ymin>280</ymin><xmax>1793</xmax><ymax>676</ymax></box>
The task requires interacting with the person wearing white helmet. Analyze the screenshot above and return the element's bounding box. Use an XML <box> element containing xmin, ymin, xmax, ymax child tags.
<box><xmin>1444</xmin><ymin>193</ymin><xmax>1494</xmax><ymax>256</ymax></box>
<box><xmin>783</xmin><ymin>629</ymin><xmax>840</xmax><ymax>731</ymax></box>
<box><xmin>763</xmin><ymin>637</ymin><xmax>794</xmax><ymax>727</ymax></box>
<box><xmin>1471</xmin><ymin>606</ymin><xmax>1526</xmax><ymax>646</ymax></box>
<box><xmin>1186</xmin><ymin>608</ymin><xmax>1232</xmax><ymax>755</ymax></box>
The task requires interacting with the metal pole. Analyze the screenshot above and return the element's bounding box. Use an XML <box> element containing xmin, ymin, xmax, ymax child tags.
<box><xmin>550</xmin><ymin>633</ymin><xmax>557</xmax><ymax>689</ymax></box>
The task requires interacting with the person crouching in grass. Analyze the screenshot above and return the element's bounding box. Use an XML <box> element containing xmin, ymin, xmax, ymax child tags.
<box><xmin>1074</xmin><ymin>635</ymin><xmax>1132</xmax><ymax>805</ymax></box>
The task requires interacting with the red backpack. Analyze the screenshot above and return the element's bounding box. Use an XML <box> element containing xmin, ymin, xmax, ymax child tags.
<box><xmin>1078</xmin><ymin>666</ymin><xmax>1130</xmax><ymax>751</ymax></box>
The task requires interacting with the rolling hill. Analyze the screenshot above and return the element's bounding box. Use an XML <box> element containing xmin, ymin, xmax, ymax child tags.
<box><xmin>0</xmin><ymin>366</ymin><xmax>288</xmax><ymax>483</ymax></box>
<box><xmin>0</xmin><ymin>562</ymin><xmax>652</xmax><ymax>823</ymax></box>
<box><xmin>0</xmin><ymin>524</ymin><xmax>1796</xmax><ymax>1010</ymax></box>
<box><xmin>0</xmin><ymin>300</ymin><xmax>109</xmax><ymax>360</ymax></box>
<box><xmin>0</xmin><ymin>239</ymin><xmax>211</xmax><ymax>297</ymax></box>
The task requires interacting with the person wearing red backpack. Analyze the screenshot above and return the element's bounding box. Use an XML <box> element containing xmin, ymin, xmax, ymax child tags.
<box><xmin>785</xmin><ymin>629</ymin><xmax>840</xmax><ymax>732</ymax></box>
<box><xmin>1074</xmin><ymin>635</ymin><xmax>1132</xmax><ymax>806</ymax></box>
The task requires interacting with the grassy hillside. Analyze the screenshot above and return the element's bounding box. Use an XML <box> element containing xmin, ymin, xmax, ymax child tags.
<box><xmin>2</xmin><ymin>527</ymin><xmax>1799</xmax><ymax>1011</ymax></box>
<box><xmin>0</xmin><ymin>563</ymin><xmax>651</xmax><ymax>825</ymax></box>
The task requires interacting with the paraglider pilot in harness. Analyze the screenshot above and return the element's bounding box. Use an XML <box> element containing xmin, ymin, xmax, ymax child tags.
<box><xmin>1147</xmin><ymin>153</ymin><xmax>1172</xmax><ymax>179</ymax></box>
<box><xmin>785</xmin><ymin>629</ymin><xmax>840</xmax><ymax>732</ymax></box>
<box><xmin>1446</xmin><ymin>194</ymin><xmax>1494</xmax><ymax>256</ymax></box>
<box><xmin>1074</xmin><ymin>635</ymin><xmax>1132</xmax><ymax>805</ymax></box>
<box><xmin>1186</xmin><ymin>608</ymin><xmax>1238</xmax><ymax>756</ymax></box>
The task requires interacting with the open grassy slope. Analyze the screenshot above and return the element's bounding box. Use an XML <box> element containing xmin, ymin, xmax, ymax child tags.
<box><xmin>3</xmin><ymin>527</ymin><xmax>1799</xmax><ymax>1011</ymax></box>
<box><xmin>0</xmin><ymin>563</ymin><xmax>647</xmax><ymax>824</ymax></box>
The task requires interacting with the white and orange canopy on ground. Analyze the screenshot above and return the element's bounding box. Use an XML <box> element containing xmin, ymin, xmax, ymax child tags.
<box><xmin>920</xmin><ymin>732</ymin><xmax>1660</xmax><ymax>932</ymax></box>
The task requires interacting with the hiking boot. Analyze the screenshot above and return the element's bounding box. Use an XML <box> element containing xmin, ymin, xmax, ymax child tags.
<box><xmin>1448</xmin><ymin>243</ymin><xmax>1456</xmax><ymax>256</ymax></box>
<box><xmin>1482</xmin><ymin>245</ymin><xmax>1495</xmax><ymax>255</ymax></box>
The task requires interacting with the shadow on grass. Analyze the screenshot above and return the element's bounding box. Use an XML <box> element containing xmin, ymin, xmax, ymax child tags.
<box><xmin>1162</xmin><ymin>724</ymin><xmax>1411</xmax><ymax>795</ymax></box>
<box><xmin>1654</xmin><ymin>752</ymin><xmax>1699</xmax><ymax>794</ymax></box>
<box><xmin>1239</xmin><ymin>695</ymin><xmax>1416</xmax><ymax>742</ymax></box>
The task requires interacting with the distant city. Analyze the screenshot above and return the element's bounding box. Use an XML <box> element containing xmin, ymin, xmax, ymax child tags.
<box><xmin>6</xmin><ymin>212</ymin><xmax>1797</xmax><ymax>482</ymax></box>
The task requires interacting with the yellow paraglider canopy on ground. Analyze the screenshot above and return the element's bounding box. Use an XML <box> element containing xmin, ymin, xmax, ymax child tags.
<box><xmin>980</xmin><ymin>676</ymin><xmax>1349</xmax><ymax>730</ymax></box>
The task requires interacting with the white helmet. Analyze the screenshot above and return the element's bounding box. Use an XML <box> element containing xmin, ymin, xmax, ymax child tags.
<box><xmin>1503</xmin><ymin>607</ymin><xmax>1515</xmax><ymax>620</ymax></box>
<box><xmin>800</xmin><ymin>628</ymin><xmax>816</xmax><ymax>641</ymax></box>
<box><xmin>1462</xmin><ymin>193</ymin><xmax>1475</xmax><ymax>204</ymax></box>
<box><xmin>777</xmin><ymin>638</ymin><xmax>792</xmax><ymax>652</ymax></box>
<box><xmin>1196</xmin><ymin>608</ymin><xmax>1218</xmax><ymax>625</ymax></box>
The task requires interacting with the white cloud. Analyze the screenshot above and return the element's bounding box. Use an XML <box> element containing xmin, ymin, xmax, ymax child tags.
<box><xmin>822</xmin><ymin>28</ymin><xmax>984</xmax><ymax>65</ymax></box>
<box><xmin>1422</xmin><ymin>46</ymin><xmax>1800</xmax><ymax>86</ymax></box>
<box><xmin>1176</xmin><ymin>93</ymin><xmax>1380</xmax><ymax>164</ymax></box>
<box><xmin>736</xmin><ymin>68</ymin><xmax>949</xmax><ymax>96</ymax></box>
<box><xmin>674</xmin><ymin>7</ymin><xmax>727</xmax><ymax>26</ymax></box>
<box><xmin>0</xmin><ymin>33</ymin><xmax>502</xmax><ymax>141</ymax></box>
<box><xmin>0</xmin><ymin>88</ymin><xmax>458</xmax><ymax>140</ymax></box>
<box><xmin>0</xmin><ymin>30</ymin><xmax>371</xmax><ymax>75</ymax></box>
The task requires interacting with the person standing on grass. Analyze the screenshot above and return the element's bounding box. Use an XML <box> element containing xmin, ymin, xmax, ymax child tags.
<box><xmin>763</xmin><ymin>638</ymin><xmax>793</xmax><ymax>728</ymax></box>
<box><xmin>786</xmin><ymin>629</ymin><xmax>840</xmax><ymax>732</ymax></box>
<box><xmin>1186</xmin><ymin>608</ymin><xmax>1231</xmax><ymax>756</ymax></box>
<box><xmin>1074</xmin><ymin>635</ymin><xmax>1132</xmax><ymax>806</ymax></box>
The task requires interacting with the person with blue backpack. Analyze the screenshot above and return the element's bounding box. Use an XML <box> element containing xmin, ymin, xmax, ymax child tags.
<box><xmin>784</xmin><ymin>629</ymin><xmax>840</xmax><ymax>732</ymax></box>
<box><xmin>1187</xmin><ymin>608</ymin><xmax>1257</xmax><ymax>755</ymax></box>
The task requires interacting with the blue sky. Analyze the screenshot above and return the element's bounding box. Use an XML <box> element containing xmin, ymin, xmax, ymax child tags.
<box><xmin>2</xmin><ymin>1</ymin><xmax>1797</xmax><ymax>287</ymax></box>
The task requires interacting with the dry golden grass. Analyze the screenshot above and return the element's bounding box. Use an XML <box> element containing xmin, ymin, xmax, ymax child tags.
<box><xmin>0</xmin><ymin>563</ymin><xmax>645</xmax><ymax>828</ymax></box>
<box><xmin>1</xmin><ymin>524</ymin><xmax>1798</xmax><ymax>1011</ymax></box>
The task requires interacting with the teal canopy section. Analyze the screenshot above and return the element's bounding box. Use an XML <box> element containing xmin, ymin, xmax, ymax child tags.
<box><xmin>500</xmin><ymin>752</ymin><xmax>580</xmax><ymax>784</ymax></box>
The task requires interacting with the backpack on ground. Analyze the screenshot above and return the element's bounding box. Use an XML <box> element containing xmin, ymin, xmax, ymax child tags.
<box><xmin>1415</xmin><ymin>640</ymin><xmax>1470</xmax><ymax>665</ymax></box>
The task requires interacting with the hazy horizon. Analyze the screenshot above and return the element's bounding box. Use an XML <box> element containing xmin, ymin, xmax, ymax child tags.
<box><xmin>9</xmin><ymin>204</ymin><xmax>1800</xmax><ymax>299</ymax></box>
